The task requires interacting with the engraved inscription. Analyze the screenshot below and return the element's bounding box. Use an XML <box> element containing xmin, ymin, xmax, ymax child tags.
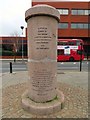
<box><xmin>31</xmin><ymin>69</ymin><xmax>55</xmax><ymax>96</ymax></box>
<box><xmin>34</xmin><ymin>26</ymin><xmax>52</xmax><ymax>50</ymax></box>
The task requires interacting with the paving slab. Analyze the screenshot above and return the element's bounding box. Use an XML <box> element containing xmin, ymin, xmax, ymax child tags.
<box><xmin>1</xmin><ymin>71</ymin><xmax>88</xmax><ymax>90</ymax></box>
<box><xmin>1</xmin><ymin>70</ymin><xmax>88</xmax><ymax>118</ymax></box>
<box><xmin>2</xmin><ymin>82</ymin><xmax>88</xmax><ymax>118</ymax></box>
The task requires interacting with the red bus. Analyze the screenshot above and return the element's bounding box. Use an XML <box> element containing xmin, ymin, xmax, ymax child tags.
<box><xmin>57</xmin><ymin>39</ymin><xmax>84</xmax><ymax>61</ymax></box>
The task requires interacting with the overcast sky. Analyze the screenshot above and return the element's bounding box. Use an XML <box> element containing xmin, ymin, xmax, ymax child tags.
<box><xmin>0</xmin><ymin>0</ymin><xmax>31</xmax><ymax>36</ymax></box>
<box><xmin>0</xmin><ymin>0</ymin><xmax>89</xmax><ymax>36</ymax></box>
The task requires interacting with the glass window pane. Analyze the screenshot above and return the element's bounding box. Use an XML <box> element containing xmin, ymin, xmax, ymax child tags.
<box><xmin>88</xmin><ymin>10</ymin><xmax>90</xmax><ymax>14</ymax></box>
<box><xmin>78</xmin><ymin>24</ymin><xmax>83</xmax><ymax>29</ymax></box>
<box><xmin>84</xmin><ymin>24</ymin><xmax>88</xmax><ymax>29</ymax></box>
<box><xmin>78</xmin><ymin>10</ymin><xmax>84</xmax><ymax>15</ymax></box>
<box><xmin>58</xmin><ymin>23</ymin><xmax>68</xmax><ymax>29</ymax></box>
<box><xmin>57</xmin><ymin>9</ymin><xmax>68</xmax><ymax>15</ymax></box>
<box><xmin>89</xmin><ymin>24</ymin><xmax>90</xmax><ymax>29</ymax></box>
<box><xmin>71</xmin><ymin>10</ymin><xmax>77</xmax><ymax>15</ymax></box>
<box><xmin>68</xmin><ymin>41</ymin><xmax>75</xmax><ymax>45</ymax></box>
<box><xmin>62</xmin><ymin>23</ymin><xmax>68</xmax><ymax>28</ymax></box>
<box><xmin>85</xmin><ymin>10</ymin><xmax>88</xmax><ymax>15</ymax></box>
<box><xmin>77</xmin><ymin>50</ymin><xmax>82</xmax><ymax>55</ymax></box>
<box><xmin>63</xmin><ymin>10</ymin><xmax>68</xmax><ymax>15</ymax></box>
<box><xmin>58</xmin><ymin>50</ymin><xmax>64</xmax><ymax>55</ymax></box>
<box><xmin>71</xmin><ymin>24</ymin><xmax>77</xmax><ymax>29</ymax></box>
<box><xmin>76</xmin><ymin>41</ymin><xmax>80</xmax><ymax>45</ymax></box>
<box><xmin>71</xmin><ymin>23</ymin><xmax>89</xmax><ymax>29</ymax></box>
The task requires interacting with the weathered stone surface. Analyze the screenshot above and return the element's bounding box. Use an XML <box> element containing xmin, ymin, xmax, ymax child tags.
<box><xmin>22</xmin><ymin>4</ymin><xmax>64</xmax><ymax>115</ymax></box>
<box><xmin>25</xmin><ymin>4</ymin><xmax>60</xmax><ymax>103</ymax></box>
<box><xmin>25</xmin><ymin>4</ymin><xmax>60</xmax><ymax>22</ymax></box>
<box><xmin>22</xmin><ymin>89</ymin><xmax>64</xmax><ymax>115</ymax></box>
<box><xmin>27</xmin><ymin>16</ymin><xmax>58</xmax><ymax>60</ymax></box>
<box><xmin>28</xmin><ymin>61</ymin><xmax>57</xmax><ymax>102</ymax></box>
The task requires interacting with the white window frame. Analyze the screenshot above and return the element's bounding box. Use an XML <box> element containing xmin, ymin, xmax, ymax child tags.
<box><xmin>71</xmin><ymin>23</ymin><xmax>88</xmax><ymax>29</ymax></box>
<box><xmin>71</xmin><ymin>9</ymin><xmax>90</xmax><ymax>15</ymax></box>
<box><xmin>57</xmin><ymin>9</ymin><xmax>69</xmax><ymax>15</ymax></box>
<box><xmin>58</xmin><ymin>23</ymin><xmax>68</xmax><ymax>29</ymax></box>
<box><xmin>85</xmin><ymin>10</ymin><xmax>88</xmax><ymax>15</ymax></box>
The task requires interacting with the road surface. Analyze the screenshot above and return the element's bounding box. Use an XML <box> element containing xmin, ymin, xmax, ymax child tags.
<box><xmin>0</xmin><ymin>60</ymin><xmax>89</xmax><ymax>73</ymax></box>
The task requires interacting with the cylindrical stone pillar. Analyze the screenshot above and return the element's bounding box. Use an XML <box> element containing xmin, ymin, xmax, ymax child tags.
<box><xmin>22</xmin><ymin>4</ymin><xmax>64</xmax><ymax>115</ymax></box>
<box><xmin>26</xmin><ymin>5</ymin><xmax>59</xmax><ymax>103</ymax></box>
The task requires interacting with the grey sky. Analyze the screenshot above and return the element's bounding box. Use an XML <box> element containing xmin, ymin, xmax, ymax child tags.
<box><xmin>0</xmin><ymin>0</ymin><xmax>31</xmax><ymax>36</ymax></box>
<box><xmin>0</xmin><ymin>0</ymin><xmax>89</xmax><ymax>36</ymax></box>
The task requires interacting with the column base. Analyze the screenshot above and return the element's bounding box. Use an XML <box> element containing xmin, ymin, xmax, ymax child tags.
<box><xmin>22</xmin><ymin>89</ymin><xmax>64</xmax><ymax>115</ymax></box>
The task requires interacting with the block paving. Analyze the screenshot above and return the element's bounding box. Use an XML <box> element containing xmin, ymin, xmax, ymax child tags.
<box><xmin>2</xmin><ymin>82</ymin><xmax>88</xmax><ymax>118</ymax></box>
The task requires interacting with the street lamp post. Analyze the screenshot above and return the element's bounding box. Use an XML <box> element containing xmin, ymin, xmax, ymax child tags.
<box><xmin>20</xmin><ymin>26</ymin><xmax>24</xmax><ymax>61</ymax></box>
<box><xmin>87</xmin><ymin>13</ymin><xmax>90</xmax><ymax>60</ymax></box>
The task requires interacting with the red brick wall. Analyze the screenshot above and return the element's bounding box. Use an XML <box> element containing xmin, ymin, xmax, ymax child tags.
<box><xmin>0</xmin><ymin>56</ymin><xmax>28</xmax><ymax>59</ymax></box>
<box><xmin>32</xmin><ymin>1</ymin><xmax>89</xmax><ymax>38</ymax></box>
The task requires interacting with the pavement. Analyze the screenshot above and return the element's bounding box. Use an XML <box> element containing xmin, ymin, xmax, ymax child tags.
<box><xmin>1</xmin><ymin>70</ymin><xmax>88</xmax><ymax>90</ymax></box>
<box><xmin>1</xmin><ymin>69</ymin><xmax>88</xmax><ymax>118</ymax></box>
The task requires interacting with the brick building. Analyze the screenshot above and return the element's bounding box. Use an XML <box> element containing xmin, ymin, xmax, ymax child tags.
<box><xmin>0</xmin><ymin>0</ymin><xmax>90</xmax><ymax>58</ymax></box>
<box><xmin>0</xmin><ymin>36</ymin><xmax>27</xmax><ymax>59</ymax></box>
<box><xmin>32</xmin><ymin>0</ymin><xmax>90</xmax><ymax>56</ymax></box>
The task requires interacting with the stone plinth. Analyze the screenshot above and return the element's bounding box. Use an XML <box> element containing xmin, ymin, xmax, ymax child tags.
<box><xmin>22</xmin><ymin>4</ymin><xmax>64</xmax><ymax>115</ymax></box>
<box><xmin>22</xmin><ymin>89</ymin><xmax>64</xmax><ymax>115</ymax></box>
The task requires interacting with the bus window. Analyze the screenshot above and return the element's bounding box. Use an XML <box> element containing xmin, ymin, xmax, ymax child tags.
<box><xmin>58</xmin><ymin>42</ymin><xmax>68</xmax><ymax>45</ymax></box>
<box><xmin>57</xmin><ymin>50</ymin><xmax>64</xmax><ymax>55</ymax></box>
<box><xmin>68</xmin><ymin>41</ymin><xmax>75</xmax><ymax>45</ymax></box>
<box><xmin>76</xmin><ymin>41</ymin><xmax>80</xmax><ymax>46</ymax></box>
<box><xmin>77</xmin><ymin>50</ymin><xmax>84</xmax><ymax>55</ymax></box>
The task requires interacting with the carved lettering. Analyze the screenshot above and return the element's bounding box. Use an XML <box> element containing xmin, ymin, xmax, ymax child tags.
<box><xmin>31</xmin><ymin>69</ymin><xmax>55</xmax><ymax>96</ymax></box>
<box><xmin>34</xmin><ymin>26</ymin><xmax>52</xmax><ymax>50</ymax></box>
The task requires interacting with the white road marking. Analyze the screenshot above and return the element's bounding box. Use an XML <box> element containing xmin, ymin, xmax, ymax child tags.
<box><xmin>1</xmin><ymin>68</ymin><xmax>26</xmax><ymax>70</ymax></box>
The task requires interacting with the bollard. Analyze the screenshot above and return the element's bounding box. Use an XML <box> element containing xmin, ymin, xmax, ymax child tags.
<box><xmin>80</xmin><ymin>43</ymin><xmax>82</xmax><ymax>72</ymax></box>
<box><xmin>80</xmin><ymin>59</ymin><xmax>82</xmax><ymax>72</ymax></box>
<box><xmin>10</xmin><ymin>62</ymin><xmax>12</xmax><ymax>73</ymax></box>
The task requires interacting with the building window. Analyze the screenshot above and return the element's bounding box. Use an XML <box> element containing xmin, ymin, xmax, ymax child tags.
<box><xmin>88</xmin><ymin>10</ymin><xmax>90</xmax><ymax>15</ymax></box>
<box><xmin>78</xmin><ymin>24</ymin><xmax>83</xmax><ymax>29</ymax></box>
<box><xmin>58</xmin><ymin>23</ymin><xmax>68</xmax><ymax>29</ymax></box>
<box><xmin>84</xmin><ymin>24</ymin><xmax>88</xmax><ymax>29</ymax></box>
<box><xmin>85</xmin><ymin>10</ymin><xmax>88</xmax><ymax>15</ymax></box>
<box><xmin>71</xmin><ymin>9</ymin><xmax>90</xmax><ymax>15</ymax></box>
<box><xmin>78</xmin><ymin>10</ymin><xmax>84</xmax><ymax>15</ymax></box>
<box><xmin>71</xmin><ymin>23</ymin><xmax>89</xmax><ymax>29</ymax></box>
<box><xmin>71</xmin><ymin>10</ymin><xmax>77</xmax><ymax>15</ymax></box>
<box><xmin>88</xmin><ymin>24</ymin><xmax>90</xmax><ymax>29</ymax></box>
<box><xmin>57</xmin><ymin>9</ymin><xmax>69</xmax><ymax>15</ymax></box>
<box><xmin>71</xmin><ymin>23</ymin><xmax>77</xmax><ymax>29</ymax></box>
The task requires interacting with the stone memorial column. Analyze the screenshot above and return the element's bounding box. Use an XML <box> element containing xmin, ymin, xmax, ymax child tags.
<box><xmin>22</xmin><ymin>4</ymin><xmax>64</xmax><ymax>115</ymax></box>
